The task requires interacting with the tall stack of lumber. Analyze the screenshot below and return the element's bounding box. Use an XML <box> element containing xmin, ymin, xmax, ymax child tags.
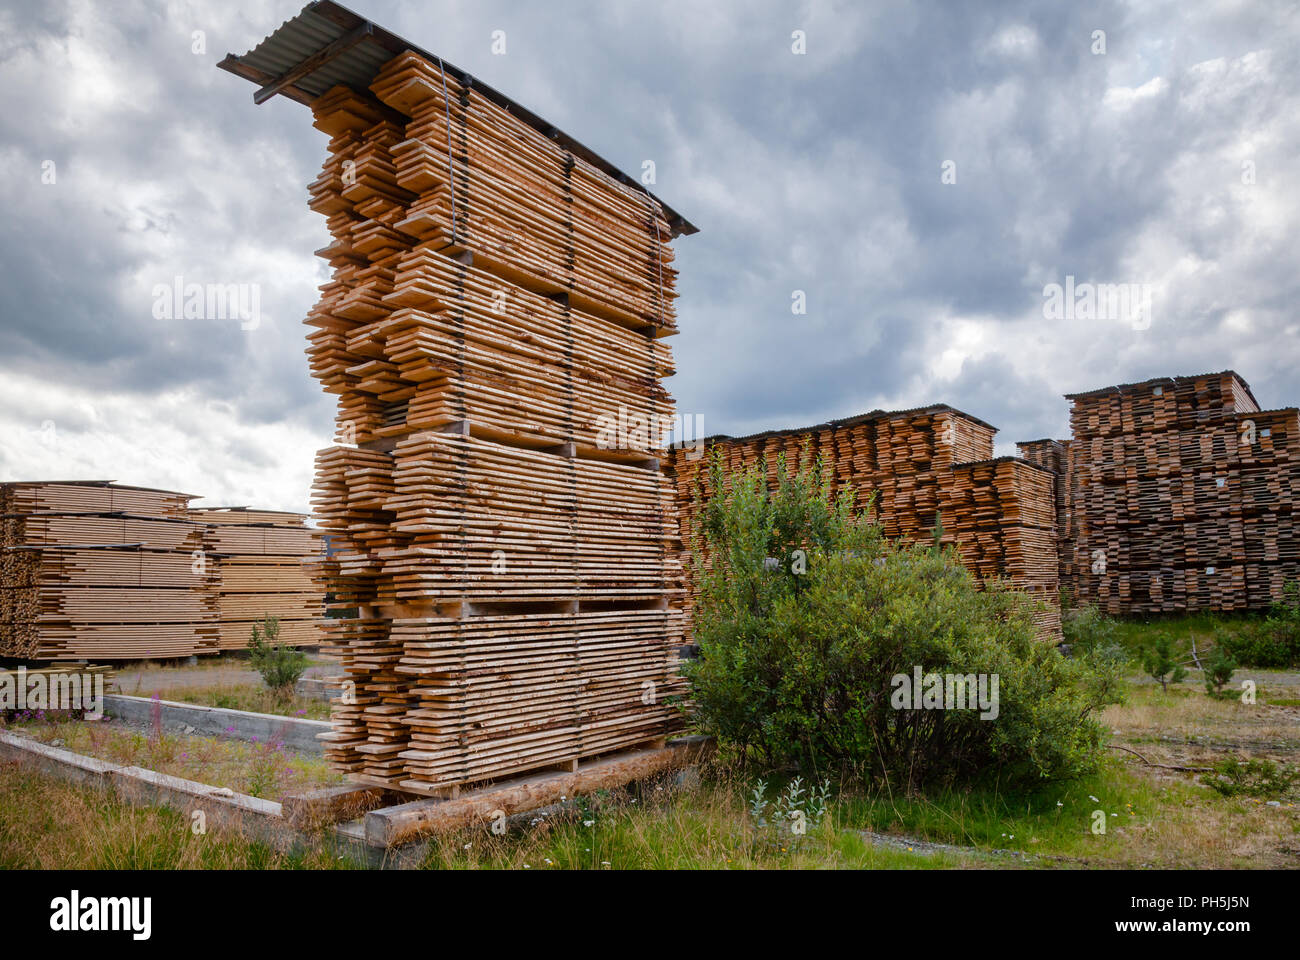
<box><xmin>191</xmin><ymin>508</ymin><xmax>325</xmax><ymax>650</ymax></box>
<box><xmin>667</xmin><ymin>406</ymin><xmax>1062</xmax><ymax>639</ymax></box>
<box><xmin>1015</xmin><ymin>439</ymin><xmax>1076</xmax><ymax>598</ymax></box>
<box><xmin>1057</xmin><ymin>371</ymin><xmax>1299</xmax><ymax>614</ymax></box>
<box><xmin>0</xmin><ymin>482</ymin><xmax>218</xmax><ymax>659</ymax></box>
<box><xmin>303</xmin><ymin>50</ymin><xmax>686</xmax><ymax>794</ymax></box>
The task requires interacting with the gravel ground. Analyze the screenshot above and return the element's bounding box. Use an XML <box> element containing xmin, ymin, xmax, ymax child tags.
<box><xmin>112</xmin><ymin>657</ymin><xmax>341</xmax><ymax>696</ymax></box>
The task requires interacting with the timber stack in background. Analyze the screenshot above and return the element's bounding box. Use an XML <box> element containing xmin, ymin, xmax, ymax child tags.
<box><xmin>191</xmin><ymin>507</ymin><xmax>325</xmax><ymax>650</ymax></box>
<box><xmin>0</xmin><ymin>481</ymin><xmax>216</xmax><ymax>660</ymax></box>
<box><xmin>0</xmin><ymin>482</ymin><xmax>326</xmax><ymax>660</ymax></box>
<box><xmin>1015</xmin><ymin>438</ymin><xmax>1076</xmax><ymax>602</ymax></box>
<box><xmin>1020</xmin><ymin>371</ymin><xmax>1300</xmax><ymax>615</ymax></box>
<box><xmin>667</xmin><ymin>406</ymin><xmax>1063</xmax><ymax>640</ymax></box>
<box><xmin>220</xmin><ymin>9</ymin><xmax>695</xmax><ymax>795</ymax></box>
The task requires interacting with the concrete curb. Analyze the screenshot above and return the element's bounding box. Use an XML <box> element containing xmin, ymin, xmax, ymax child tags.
<box><xmin>102</xmin><ymin>694</ymin><xmax>329</xmax><ymax>755</ymax></box>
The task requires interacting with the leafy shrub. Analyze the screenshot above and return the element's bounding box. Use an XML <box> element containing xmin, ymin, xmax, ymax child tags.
<box><xmin>1221</xmin><ymin>624</ymin><xmax>1294</xmax><ymax>669</ymax></box>
<box><xmin>1061</xmin><ymin>603</ymin><xmax>1118</xmax><ymax>656</ymax></box>
<box><xmin>748</xmin><ymin>776</ymin><xmax>831</xmax><ymax>851</ymax></box>
<box><xmin>1141</xmin><ymin>635</ymin><xmax>1187</xmax><ymax>692</ymax></box>
<box><xmin>248</xmin><ymin>616</ymin><xmax>308</xmax><ymax>697</ymax></box>
<box><xmin>1222</xmin><ymin>582</ymin><xmax>1300</xmax><ymax>668</ymax></box>
<box><xmin>682</xmin><ymin>452</ymin><xmax>1123</xmax><ymax>792</ymax></box>
<box><xmin>1200</xmin><ymin>757</ymin><xmax>1298</xmax><ymax>800</ymax></box>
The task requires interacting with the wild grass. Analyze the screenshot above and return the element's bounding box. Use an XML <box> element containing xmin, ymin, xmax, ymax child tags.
<box><xmin>3</xmin><ymin>727</ymin><xmax>1297</xmax><ymax>869</ymax></box>
<box><xmin>106</xmin><ymin>649</ymin><xmax>335</xmax><ymax>718</ymax></box>
<box><xmin>0</xmin><ymin>762</ymin><xmax>348</xmax><ymax>869</ymax></box>
<box><xmin>143</xmin><ymin>683</ymin><xmax>332</xmax><ymax>721</ymax></box>
<box><xmin>410</xmin><ymin>749</ymin><xmax>1300</xmax><ymax>870</ymax></box>
<box><xmin>2</xmin><ymin>714</ymin><xmax>344</xmax><ymax>801</ymax></box>
<box><xmin>1103</xmin><ymin>679</ymin><xmax>1300</xmax><ymax>748</ymax></box>
<box><xmin>1108</xmin><ymin>610</ymin><xmax>1260</xmax><ymax>658</ymax></box>
<box><xmin>416</xmin><ymin>772</ymin><xmax>972</xmax><ymax>870</ymax></box>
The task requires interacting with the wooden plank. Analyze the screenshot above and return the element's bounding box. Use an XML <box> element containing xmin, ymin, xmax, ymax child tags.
<box><xmin>0</xmin><ymin>484</ymin><xmax>326</xmax><ymax>659</ymax></box>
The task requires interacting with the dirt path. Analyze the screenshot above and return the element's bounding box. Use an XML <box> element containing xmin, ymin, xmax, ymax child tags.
<box><xmin>852</xmin><ymin>829</ymin><xmax>1101</xmax><ymax>867</ymax></box>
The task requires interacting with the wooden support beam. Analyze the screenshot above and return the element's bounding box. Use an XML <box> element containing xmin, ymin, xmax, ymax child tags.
<box><xmin>363</xmin><ymin>738</ymin><xmax>711</xmax><ymax>847</ymax></box>
<box><xmin>215</xmin><ymin>55</ymin><xmax>315</xmax><ymax>106</ymax></box>
<box><xmin>282</xmin><ymin>784</ymin><xmax>389</xmax><ymax>829</ymax></box>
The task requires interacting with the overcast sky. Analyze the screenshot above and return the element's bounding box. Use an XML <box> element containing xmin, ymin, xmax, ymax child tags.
<box><xmin>1</xmin><ymin>0</ymin><xmax>1297</xmax><ymax>512</ymax></box>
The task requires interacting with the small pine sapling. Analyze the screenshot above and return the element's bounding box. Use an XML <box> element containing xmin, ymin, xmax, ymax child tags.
<box><xmin>930</xmin><ymin>511</ymin><xmax>945</xmax><ymax>554</ymax></box>
<box><xmin>248</xmin><ymin>615</ymin><xmax>308</xmax><ymax>699</ymax></box>
<box><xmin>1142</xmin><ymin>634</ymin><xmax>1187</xmax><ymax>692</ymax></box>
<box><xmin>1203</xmin><ymin>646</ymin><xmax>1237</xmax><ymax>699</ymax></box>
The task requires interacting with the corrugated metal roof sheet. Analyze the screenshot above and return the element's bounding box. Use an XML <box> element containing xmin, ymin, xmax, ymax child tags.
<box><xmin>219</xmin><ymin>1</ymin><xmax>697</xmax><ymax>237</ymax></box>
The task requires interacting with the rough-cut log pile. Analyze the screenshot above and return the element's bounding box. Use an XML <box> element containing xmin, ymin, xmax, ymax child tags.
<box><xmin>302</xmin><ymin>50</ymin><xmax>687</xmax><ymax>795</ymax></box>
<box><xmin>667</xmin><ymin>406</ymin><xmax>1062</xmax><ymax>639</ymax></box>
<box><xmin>191</xmin><ymin>508</ymin><xmax>325</xmax><ymax>650</ymax></box>
<box><xmin>1044</xmin><ymin>371</ymin><xmax>1300</xmax><ymax>614</ymax></box>
<box><xmin>0</xmin><ymin>482</ymin><xmax>218</xmax><ymax>660</ymax></box>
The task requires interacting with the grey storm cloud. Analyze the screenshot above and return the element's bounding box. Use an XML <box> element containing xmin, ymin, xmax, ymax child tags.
<box><xmin>1</xmin><ymin>0</ymin><xmax>1297</xmax><ymax>510</ymax></box>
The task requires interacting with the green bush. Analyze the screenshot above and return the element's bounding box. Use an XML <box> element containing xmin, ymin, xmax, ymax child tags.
<box><xmin>1062</xmin><ymin>603</ymin><xmax>1118</xmax><ymax>656</ymax></box>
<box><xmin>1222</xmin><ymin>582</ymin><xmax>1300</xmax><ymax>668</ymax></box>
<box><xmin>247</xmin><ymin>616</ymin><xmax>308</xmax><ymax>697</ymax></box>
<box><xmin>1221</xmin><ymin>625</ymin><xmax>1291</xmax><ymax>669</ymax></box>
<box><xmin>682</xmin><ymin>452</ymin><xmax>1122</xmax><ymax>792</ymax></box>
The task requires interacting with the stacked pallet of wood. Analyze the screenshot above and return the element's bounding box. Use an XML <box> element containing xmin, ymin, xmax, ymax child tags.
<box><xmin>297</xmin><ymin>50</ymin><xmax>687</xmax><ymax>793</ymax></box>
<box><xmin>668</xmin><ymin>406</ymin><xmax>1062</xmax><ymax>639</ymax></box>
<box><xmin>1057</xmin><ymin>371</ymin><xmax>1300</xmax><ymax>614</ymax></box>
<box><xmin>392</xmin><ymin>608</ymin><xmax>685</xmax><ymax>790</ymax></box>
<box><xmin>191</xmin><ymin>508</ymin><xmax>325</xmax><ymax>650</ymax></box>
<box><xmin>0</xmin><ymin>482</ymin><xmax>218</xmax><ymax>659</ymax></box>
<box><xmin>1016</xmin><ymin>439</ymin><xmax>1076</xmax><ymax>598</ymax></box>
<box><xmin>0</xmin><ymin>664</ymin><xmax>117</xmax><ymax>711</ymax></box>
